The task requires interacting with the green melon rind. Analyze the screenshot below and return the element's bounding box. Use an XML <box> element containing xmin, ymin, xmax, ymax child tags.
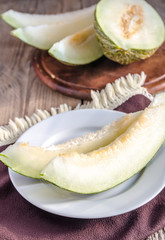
<box><xmin>0</xmin><ymin>153</ymin><xmax>39</xmax><ymax>179</ymax></box>
<box><xmin>0</xmin><ymin>144</ymin><xmax>58</xmax><ymax>179</ymax></box>
<box><xmin>41</xmin><ymin>138</ymin><xmax>164</xmax><ymax>194</ymax></box>
<box><xmin>0</xmin><ymin>153</ymin><xmax>7</xmax><ymax>158</ymax></box>
<box><xmin>1</xmin><ymin>13</ymin><xmax>16</xmax><ymax>28</ymax></box>
<box><xmin>40</xmin><ymin>168</ymin><xmax>145</xmax><ymax>194</ymax></box>
<box><xmin>94</xmin><ymin>17</ymin><xmax>157</xmax><ymax>65</ymax></box>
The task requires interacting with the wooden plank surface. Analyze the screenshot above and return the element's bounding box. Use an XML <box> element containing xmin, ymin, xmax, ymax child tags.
<box><xmin>0</xmin><ymin>0</ymin><xmax>97</xmax><ymax>126</ymax></box>
<box><xmin>0</xmin><ymin>0</ymin><xmax>164</xmax><ymax>126</ymax></box>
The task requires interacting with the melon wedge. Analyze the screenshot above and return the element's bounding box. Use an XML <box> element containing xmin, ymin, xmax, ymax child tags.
<box><xmin>0</xmin><ymin>111</ymin><xmax>140</xmax><ymax>179</ymax></box>
<box><xmin>10</xmin><ymin>6</ymin><xmax>96</xmax><ymax>49</ymax></box>
<box><xmin>49</xmin><ymin>25</ymin><xmax>103</xmax><ymax>65</ymax></box>
<box><xmin>0</xmin><ymin>143</ymin><xmax>57</xmax><ymax>179</ymax></box>
<box><xmin>41</xmin><ymin>93</ymin><xmax>165</xmax><ymax>194</ymax></box>
<box><xmin>1</xmin><ymin>5</ymin><xmax>96</xmax><ymax>28</ymax></box>
<box><xmin>11</xmin><ymin>21</ymin><xmax>95</xmax><ymax>50</ymax></box>
<box><xmin>47</xmin><ymin>111</ymin><xmax>140</xmax><ymax>153</ymax></box>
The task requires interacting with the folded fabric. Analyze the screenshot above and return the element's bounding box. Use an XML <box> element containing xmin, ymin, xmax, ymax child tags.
<box><xmin>0</xmin><ymin>73</ymin><xmax>164</xmax><ymax>240</ymax></box>
<box><xmin>0</xmin><ymin>72</ymin><xmax>152</xmax><ymax>147</ymax></box>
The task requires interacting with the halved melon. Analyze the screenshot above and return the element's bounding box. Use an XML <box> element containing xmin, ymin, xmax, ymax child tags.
<box><xmin>94</xmin><ymin>0</ymin><xmax>165</xmax><ymax>64</ymax></box>
<box><xmin>41</xmin><ymin>92</ymin><xmax>165</xmax><ymax>194</ymax></box>
<box><xmin>1</xmin><ymin>5</ymin><xmax>95</xmax><ymax>28</ymax></box>
<box><xmin>0</xmin><ymin>111</ymin><xmax>140</xmax><ymax>179</ymax></box>
<box><xmin>49</xmin><ymin>25</ymin><xmax>103</xmax><ymax>65</ymax></box>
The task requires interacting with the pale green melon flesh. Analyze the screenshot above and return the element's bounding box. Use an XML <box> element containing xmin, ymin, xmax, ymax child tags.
<box><xmin>48</xmin><ymin>25</ymin><xmax>103</xmax><ymax>65</ymax></box>
<box><xmin>41</xmin><ymin>93</ymin><xmax>165</xmax><ymax>194</ymax></box>
<box><xmin>0</xmin><ymin>144</ymin><xmax>57</xmax><ymax>179</ymax></box>
<box><xmin>95</xmin><ymin>0</ymin><xmax>165</xmax><ymax>64</ymax></box>
<box><xmin>94</xmin><ymin>21</ymin><xmax>156</xmax><ymax>64</ymax></box>
<box><xmin>1</xmin><ymin>5</ymin><xmax>96</xmax><ymax>28</ymax></box>
<box><xmin>47</xmin><ymin>111</ymin><xmax>140</xmax><ymax>153</ymax></box>
<box><xmin>10</xmin><ymin>7</ymin><xmax>95</xmax><ymax>50</ymax></box>
<box><xmin>0</xmin><ymin>111</ymin><xmax>140</xmax><ymax>179</ymax></box>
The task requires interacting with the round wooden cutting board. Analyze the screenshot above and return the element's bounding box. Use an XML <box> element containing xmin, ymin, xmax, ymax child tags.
<box><xmin>33</xmin><ymin>42</ymin><xmax>165</xmax><ymax>100</ymax></box>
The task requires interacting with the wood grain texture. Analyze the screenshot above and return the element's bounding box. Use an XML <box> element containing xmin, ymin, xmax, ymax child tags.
<box><xmin>0</xmin><ymin>0</ymin><xmax>164</xmax><ymax>125</ymax></box>
<box><xmin>33</xmin><ymin>42</ymin><xmax>165</xmax><ymax>100</ymax></box>
<box><xmin>0</xmin><ymin>0</ymin><xmax>98</xmax><ymax>125</ymax></box>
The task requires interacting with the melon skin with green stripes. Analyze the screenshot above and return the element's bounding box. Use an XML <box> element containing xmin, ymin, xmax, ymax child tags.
<box><xmin>94</xmin><ymin>0</ymin><xmax>165</xmax><ymax>64</ymax></box>
<box><xmin>41</xmin><ymin>92</ymin><xmax>165</xmax><ymax>194</ymax></box>
<box><xmin>0</xmin><ymin>110</ymin><xmax>140</xmax><ymax>179</ymax></box>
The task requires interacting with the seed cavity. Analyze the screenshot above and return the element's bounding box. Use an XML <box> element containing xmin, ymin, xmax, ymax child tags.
<box><xmin>120</xmin><ymin>5</ymin><xmax>143</xmax><ymax>39</ymax></box>
<box><xmin>70</xmin><ymin>28</ymin><xmax>92</xmax><ymax>46</ymax></box>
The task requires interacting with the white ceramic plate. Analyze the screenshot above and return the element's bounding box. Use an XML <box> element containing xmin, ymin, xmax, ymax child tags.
<box><xmin>8</xmin><ymin>109</ymin><xmax>165</xmax><ymax>219</ymax></box>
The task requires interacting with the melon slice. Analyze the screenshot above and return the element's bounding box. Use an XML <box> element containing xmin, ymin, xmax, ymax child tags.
<box><xmin>41</xmin><ymin>92</ymin><xmax>165</xmax><ymax>194</ymax></box>
<box><xmin>49</xmin><ymin>25</ymin><xmax>103</xmax><ymax>65</ymax></box>
<box><xmin>10</xmin><ymin>7</ymin><xmax>95</xmax><ymax>50</ymax></box>
<box><xmin>0</xmin><ymin>111</ymin><xmax>140</xmax><ymax>179</ymax></box>
<box><xmin>47</xmin><ymin>111</ymin><xmax>140</xmax><ymax>153</ymax></box>
<box><xmin>11</xmin><ymin>22</ymin><xmax>94</xmax><ymax>50</ymax></box>
<box><xmin>94</xmin><ymin>0</ymin><xmax>165</xmax><ymax>64</ymax></box>
<box><xmin>1</xmin><ymin>5</ymin><xmax>96</xmax><ymax>28</ymax></box>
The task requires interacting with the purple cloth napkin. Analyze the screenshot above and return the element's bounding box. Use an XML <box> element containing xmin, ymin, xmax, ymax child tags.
<box><xmin>0</xmin><ymin>94</ymin><xmax>164</xmax><ymax>240</ymax></box>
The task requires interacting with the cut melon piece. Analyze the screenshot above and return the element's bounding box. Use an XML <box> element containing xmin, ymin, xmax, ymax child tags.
<box><xmin>0</xmin><ymin>143</ymin><xmax>57</xmax><ymax>179</ymax></box>
<box><xmin>49</xmin><ymin>25</ymin><xmax>103</xmax><ymax>65</ymax></box>
<box><xmin>47</xmin><ymin>111</ymin><xmax>140</xmax><ymax>153</ymax></box>
<box><xmin>0</xmin><ymin>111</ymin><xmax>140</xmax><ymax>179</ymax></box>
<box><xmin>1</xmin><ymin>5</ymin><xmax>96</xmax><ymax>28</ymax></box>
<box><xmin>94</xmin><ymin>0</ymin><xmax>165</xmax><ymax>64</ymax></box>
<box><xmin>41</xmin><ymin>92</ymin><xmax>165</xmax><ymax>194</ymax></box>
<box><xmin>10</xmin><ymin>7</ymin><xmax>95</xmax><ymax>50</ymax></box>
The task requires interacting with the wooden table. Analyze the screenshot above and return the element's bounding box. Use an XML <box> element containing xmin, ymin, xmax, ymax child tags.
<box><xmin>0</xmin><ymin>0</ymin><xmax>165</xmax><ymax>126</ymax></box>
<box><xmin>0</xmin><ymin>0</ymin><xmax>96</xmax><ymax>126</ymax></box>
<box><xmin>0</xmin><ymin>1</ymin><xmax>164</xmax><ymax>239</ymax></box>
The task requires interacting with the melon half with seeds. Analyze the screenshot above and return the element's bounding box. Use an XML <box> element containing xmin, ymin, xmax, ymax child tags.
<box><xmin>94</xmin><ymin>0</ymin><xmax>165</xmax><ymax>64</ymax></box>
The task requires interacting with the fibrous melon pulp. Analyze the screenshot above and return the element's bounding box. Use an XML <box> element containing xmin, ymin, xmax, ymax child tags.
<box><xmin>1</xmin><ymin>92</ymin><xmax>165</xmax><ymax>194</ymax></box>
<box><xmin>94</xmin><ymin>0</ymin><xmax>165</xmax><ymax>64</ymax></box>
<box><xmin>41</xmin><ymin>92</ymin><xmax>165</xmax><ymax>194</ymax></box>
<box><xmin>0</xmin><ymin>111</ymin><xmax>140</xmax><ymax>179</ymax></box>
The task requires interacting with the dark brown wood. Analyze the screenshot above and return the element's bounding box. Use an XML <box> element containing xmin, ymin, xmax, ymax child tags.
<box><xmin>33</xmin><ymin>42</ymin><xmax>165</xmax><ymax>100</ymax></box>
